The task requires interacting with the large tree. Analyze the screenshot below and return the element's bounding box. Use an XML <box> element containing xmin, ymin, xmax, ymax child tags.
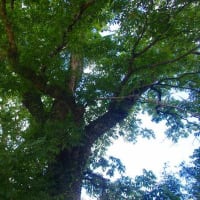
<box><xmin>0</xmin><ymin>0</ymin><xmax>199</xmax><ymax>199</ymax></box>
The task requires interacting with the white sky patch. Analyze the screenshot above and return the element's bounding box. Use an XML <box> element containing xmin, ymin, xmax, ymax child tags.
<box><xmin>100</xmin><ymin>24</ymin><xmax>120</xmax><ymax>37</ymax></box>
<box><xmin>84</xmin><ymin>63</ymin><xmax>96</xmax><ymax>74</ymax></box>
<box><xmin>170</xmin><ymin>89</ymin><xmax>189</xmax><ymax>100</ymax></box>
<box><xmin>107</xmin><ymin>114</ymin><xmax>199</xmax><ymax>179</ymax></box>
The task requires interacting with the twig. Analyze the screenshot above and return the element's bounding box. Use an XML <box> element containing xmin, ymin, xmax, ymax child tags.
<box><xmin>140</xmin><ymin>98</ymin><xmax>200</xmax><ymax>119</ymax></box>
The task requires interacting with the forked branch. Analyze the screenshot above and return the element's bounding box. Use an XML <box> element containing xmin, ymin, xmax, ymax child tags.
<box><xmin>50</xmin><ymin>0</ymin><xmax>96</xmax><ymax>56</ymax></box>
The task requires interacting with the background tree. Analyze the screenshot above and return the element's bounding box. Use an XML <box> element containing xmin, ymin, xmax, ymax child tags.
<box><xmin>83</xmin><ymin>152</ymin><xmax>200</xmax><ymax>200</ymax></box>
<box><xmin>83</xmin><ymin>164</ymin><xmax>184</xmax><ymax>200</ymax></box>
<box><xmin>142</xmin><ymin>170</ymin><xmax>183</xmax><ymax>200</ymax></box>
<box><xmin>180</xmin><ymin>147</ymin><xmax>200</xmax><ymax>200</ymax></box>
<box><xmin>0</xmin><ymin>0</ymin><xmax>199</xmax><ymax>199</ymax></box>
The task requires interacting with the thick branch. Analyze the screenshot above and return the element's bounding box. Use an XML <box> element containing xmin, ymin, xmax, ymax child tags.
<box><xmin>0</xmin><ymin>5</ymin><xmax>73</xmax><ymax>102</ymax></box>
<box><xmin>11</xmin><ymin>64</ymin><xmax>73</xmax><ymax>103</ymax></box>
<box><xmin>85</xmin><ymin>87</ymin><xmax>148</xmax><ymax>145</ymax></box>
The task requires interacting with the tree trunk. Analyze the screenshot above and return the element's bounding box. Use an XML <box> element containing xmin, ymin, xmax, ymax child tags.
<box><xmin>47</xmin><ymin>145</ymin><xmax>90</xmax><ymax>200</ymax></box>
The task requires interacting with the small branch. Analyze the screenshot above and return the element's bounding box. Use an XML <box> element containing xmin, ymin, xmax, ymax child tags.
<box><xmin>11</xmin><ymin>0</ymin><xmax>14</xmax><ymax>10</ymax></box>
<box><xmin>156</xmin><ymin>83</ymin><xmax>200</xmax><ymax>93</ymax></box>
<box><xmin>147</xmin><ymin>45</ymin><xmax>200</xmax><ymax>68</ymax></box>
<box><xmin>84</xmin><ymin>170</ymin><xmax>110</xmax><ymax>187</ymax></box>
<box><xmin>131</xmin><ymin>16</ymin><xmax>148</xmax><ymax>57</ymax></box>
<box><xmin>153</xmin><ymin>71</ymin><xmax>200</xmax><ymax>92</ymax></box>
<box><xmin>67</xmin><ymin>0</ymin><xmax>95</xmax><ymax>32</ymax></box>
<box><xmin>139</xmin><ymin>98</ymin><xmax>200</xmax><ymax>119</ymax></box>
<box><xmin>193</xmin><ymin>51</ymin><xmax>200</xmax><ymax>55</ymax></box>
<box><xmin>157</xmin><ymin>71</ymin><xmax>200</xmax><ymax>83</ymax></box>
<box><xmin>134</xmin><ymin>37</ymin><xmax>161</xmax><ymax>58</ymax></box>
<box><xmin>97</xmin><ymin>95</ymin><xmax>139</xmax><ymax>101</ymax></box>
<box><xmin>131</xmin><ymin>7</ymin><xmax>176</xmax><ymax>60</ymax></box>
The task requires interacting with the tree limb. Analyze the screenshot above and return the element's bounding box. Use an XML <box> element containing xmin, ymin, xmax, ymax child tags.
<box><xmin>156</xmin><ymin>71</ymin><xmax>200</xmax><ymax>83</ymax></box>
<box><xmin>146</xmin><ymin>45</ymin><xmax>200</xmax><ymax>68</ymax></box>
<box><xmin>0</xmin><ymin>1</ymin><xmax>73</xmax><ymax>98</ymax></box>
<box><xmin>131</xmin><ymin>15</ymin><xmax>148</xmax><ymax>57</ymax></box>
<box><xmin>153</xmin><ymin>71</ymin><xmax>200</xmax><ymax>93</ymax></box>
<box><xmin>0</xmin><ymin>2</ymin><xmax>49</xmax><ymax>121</ymax></box>
<box><xmin>139</xmin><ymin>98</ymin><xmax>200</xmax><ymax>119</ymax></box>
<box><xmin>193</xmin><ymin>51</ymin><xmax>200</xmax><ymax>55</ymax></box>
<box><xmin>133</xmin><ymin>37</ymin><xmax>162</xmax><ymax>58</ymax></box>
<box><xmin>85</xmin><ymin>87</ymin><xmax>148</xmax><ymax>145</ymax></box>
<box><xmin>155</xmin><ymin>83</ymin><xmax>200</xmax><ymax>93</ymax></box>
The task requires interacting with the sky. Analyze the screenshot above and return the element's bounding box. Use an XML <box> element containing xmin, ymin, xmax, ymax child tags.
<box><xmin>107</xmin><ymin>113</ymin><xmax>199</xmax><ymax>179</ymax></box>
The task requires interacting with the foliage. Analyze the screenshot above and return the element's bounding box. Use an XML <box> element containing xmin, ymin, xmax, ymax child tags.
<box><xmin>0</xmin><ymin>0</ymin><xmax>199</xmax><ymax>199</ymax></box>
<box><xmin>83</xmin><ymin>166</ymin><xmax>185</xmax><ymax>200</ymax></box>
<box><xmin>180</xmin><ymin>147</ymin><xmax>200</xmax><ymax>200</ymax></box>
